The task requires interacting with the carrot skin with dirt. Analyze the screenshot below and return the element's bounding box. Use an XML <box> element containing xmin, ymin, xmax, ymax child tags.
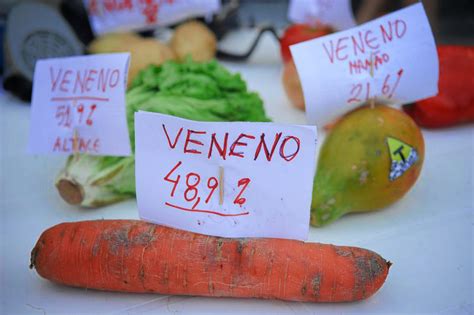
<box><xmin>30</xmin><ymin>220</ymin><xmax>390</xmax><ymax>302</ymax></box>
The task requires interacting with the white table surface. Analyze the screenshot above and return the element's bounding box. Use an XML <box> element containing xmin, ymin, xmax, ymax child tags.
<box><xmin>1</xmin><ymin>30</ymin><xmax>473</xmax><ymax>314</ymax></box>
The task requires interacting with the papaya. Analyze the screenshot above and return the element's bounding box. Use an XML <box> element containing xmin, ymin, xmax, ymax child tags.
<box><xmin>311</xmin><ymin>104</ymin><xmax>424</xmax><ymax>226</ymax></box>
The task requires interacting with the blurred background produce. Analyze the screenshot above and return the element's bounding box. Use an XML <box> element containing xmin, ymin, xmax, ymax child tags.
<box><xmin>403</xmin><ymin>45</ymin><xmax>474</xmax><ymax>128</ymax></box>
<box><xmin>170</xmin><ymin>20</ymin><xmax>217</xmax><ymax>61</ymax></box>
<box><xmin>88</xmin><ymin>32</ymin><xmax>176</xmax><ymax>86</ymax></box>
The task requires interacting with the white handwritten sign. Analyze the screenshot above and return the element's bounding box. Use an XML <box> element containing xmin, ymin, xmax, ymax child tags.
<box><xmin>135</xmin><ymin>112</ymin><xmax>317</xmax><ymax>240</ymax></box>
<box><xmin>28</xmin><ymin>53</ymin><xmax>131</xmax><ymax>156</ymax></box>
<box><xmin>84</xmin><ymin>0</ymin><xmax>220</xmax><ymax>35</ymax></box>
<box><xmin>290</xmin><ymin>3</ymin><xmax>438</xmax><ymax>126</ymax></box>
<box><xmin>288</xmin><ymin>0</ymin><xmax>356</xmax><ymax>31</ymax></box>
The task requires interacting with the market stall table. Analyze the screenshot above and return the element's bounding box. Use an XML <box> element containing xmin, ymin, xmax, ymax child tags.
<box><xmin>1</xmin><ymin>31</ymin><xmax>472</xmax><ymax>314</ymax></box>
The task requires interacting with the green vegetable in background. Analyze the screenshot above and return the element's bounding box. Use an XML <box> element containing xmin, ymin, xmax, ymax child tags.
<box><xmin>56</xmin><ymin>59</ymin><xmax>270</xmax><ymax>207</ymax></box>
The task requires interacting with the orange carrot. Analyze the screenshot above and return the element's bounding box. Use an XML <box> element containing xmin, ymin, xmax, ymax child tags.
<box><xmin>30</xmin><ymin>220</ymin><xmax>390</xmax><ymax>302</ymax></box>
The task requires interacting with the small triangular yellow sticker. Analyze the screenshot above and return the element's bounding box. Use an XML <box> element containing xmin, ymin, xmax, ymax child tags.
<box><xmin>387</xmin><ymin>137</ymin><xmax>418</xmax><ymax>181</ymax></box>
<box><xmin>387</xmin><ymin>138</ymin><xmax>412</xmax><ymax>163</ymax></box>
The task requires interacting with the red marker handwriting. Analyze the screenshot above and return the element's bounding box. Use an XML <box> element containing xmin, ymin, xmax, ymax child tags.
<box><xmin>52</xmin><ymin>135</ymin><xmax>100</xmax><ymax>153</ymax></box>
<box><xmin>49</xmin><ymin>67</ymin><xmax>120</xmax><ymax>94</ymax></box>
<box><xmin>347</xmin><ymin>68</ymin><xmax>404</xmax><ymax>104</ymax></box>
<box><xmin>233</xmin><ymin>178</ymin><xmax>250</xmax><ymax>206</ymax></box>
<box><xmin>349</xmin><ymin>51</ymin><xmax>390</xmax><ymax>75</ymax></box>
<box><xmin>54</xmin><ymin>102</ymin><xmax>97</xmax><ymax>127</ymax></box>
<box><xmin>88</xmin><ymin>0</ymin><xmax>175</xmax><ymax>25</ymax></box>
<box><xmin>161</xmin><ymin>124</ymin><xmax>301</xmax><ymax>163</ymax></box>
<box><xmin>104</xmin><ymin>0</ymin><xmax>133</xmax><ymax>12</ymax></box>
<box><xmin>321</xmin><ymin>17</ymin><xmax>407</xmax><ymax>73</ymax></box>
<box><xmin>163</xmin><ymin>161</ymin><xmax>251</xmax><ymax>216</ymax></box>
<box><xmin>382</xmin><ymin>68</ymin><xmax>404</xmax><ymax>98</ymax></box>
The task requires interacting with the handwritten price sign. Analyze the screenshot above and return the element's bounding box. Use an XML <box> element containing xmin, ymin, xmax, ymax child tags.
<box><xmin>28</xmin><ymin>53</ymin><xmax>131</xmax><ymax>156</ymax></box>
<box><xmin>135</xmin><ymin>112</ymin><xmax>317</xmax><ymax>240</ymax></box>
<box><xmin>290</xmin><ymin>3</ymin><xmax>438</xmax><ymax>126</ymax></box>
<box><xmin>163</xmin><ymin>161</ymin><xmax>252</xmax><ymax>216</ymax></box>
<box><xmin>288</xmin><ymin>0</ymin><xmax>356</xmax><ymax>31</ymax></box>
<box><xmin>84</xmin><ymin>0</ymin><xmax>220</xmax><ymax>34</ymax></box>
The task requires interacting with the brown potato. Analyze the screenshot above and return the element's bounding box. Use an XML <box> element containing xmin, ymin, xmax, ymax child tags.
<box><xmin>170</xmin><ymin>20</ymin><xmax>217</xmax><ymax>61</ymax></box>
<box><xmin>88</xmin><ymin>34</ymin><xmax>176</xmax><ymax>86</ymax></box>
<box><xmin>127</xmin><ymin>39</ymin><xmax>175</xmax><ymax>83</ymax></box>
<box><xmin>87</xmin><ymin>32</ymin><xmax>142</xmax><ymax>54</ymax></box>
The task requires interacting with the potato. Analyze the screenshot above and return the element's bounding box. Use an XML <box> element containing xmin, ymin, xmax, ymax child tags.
<box><xmin>170</xmin><ymin>20</ymin><xmax>217</xmax><ymax>61</ymax></box>
<box><xmin>87</xmin><ymin>32</ymin><xmax>142</xmax><ymax>54</ymax></box>
<box><xmin>88</xmin><ymin>34</ymin><xmax>176</xmax><ymax>86</ymax></box>
<box><xmin>127</xmin><ymin>39</ymin><xmax>175</xmax><ymax>83</ymax></box>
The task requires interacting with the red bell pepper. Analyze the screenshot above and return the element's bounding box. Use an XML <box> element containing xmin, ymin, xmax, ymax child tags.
<box><xmin>403</xmin><ymin>45</ymin><xmax>474</xmax><ymax>128</ymax></box>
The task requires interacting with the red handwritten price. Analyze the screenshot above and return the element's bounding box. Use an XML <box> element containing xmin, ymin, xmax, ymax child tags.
<box><xmin>55</xmin><ymin>103</ymin><xmax>97</xmax><ymax>128</ymax></box>
<box><xmin>347</xmin><ymin>68</ymin><xmax>404</xmax><ymax>104</ymax></box>
<box><xmin>163</xmin><ymin>161</ymin><xmax>251</xmax><ymax>217</ymax></box>
<box><xmin>88</xmin><ymin>0</ymin><xmax>174</xmax><ymax>25</ymax></box>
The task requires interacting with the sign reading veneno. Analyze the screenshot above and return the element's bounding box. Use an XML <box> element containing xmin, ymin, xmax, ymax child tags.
<box><xmin>28</xmin><ymin>53</ymin><xmax>131</xmax><ymax>156</ymax></box>
<box><xmin>290</xmin><ymin>3</ymin><xmax>438</xmax><ymax>126</ymax></box>
<box><xmin>135</xmin><ymin>112</ymin><xmax>317</xmax><ymax>240</ymax></box>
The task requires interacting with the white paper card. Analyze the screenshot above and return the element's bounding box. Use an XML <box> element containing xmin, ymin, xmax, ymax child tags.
<box><xmin>84</xmin><ymin>0</ymin><xmax>220</xmax><ymax>34</ymax></box>
<box><xmin>135</xmin><ymin>112</ymin><xmax>317</xmax><ymax>240</ymax></box>
<box><xmin>288</xmin><ymin>0</ymin><xmax>356</xmax><ymax>31</ymax></box>
<box><xmin>290</xmin><ymin>3</ymin><xmax>438</xmax><ymax>126</ymax></box>
<box><xmin>28</xmin><ymin>53</ymin><xmax>131</xmax><ymax>156</ymax></box>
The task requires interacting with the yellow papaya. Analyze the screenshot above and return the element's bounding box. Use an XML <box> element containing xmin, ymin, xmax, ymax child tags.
<box><xmin>311</xmin><ymin>104</ymin><xmax>424</xmax><ymax>226</ymax></box>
